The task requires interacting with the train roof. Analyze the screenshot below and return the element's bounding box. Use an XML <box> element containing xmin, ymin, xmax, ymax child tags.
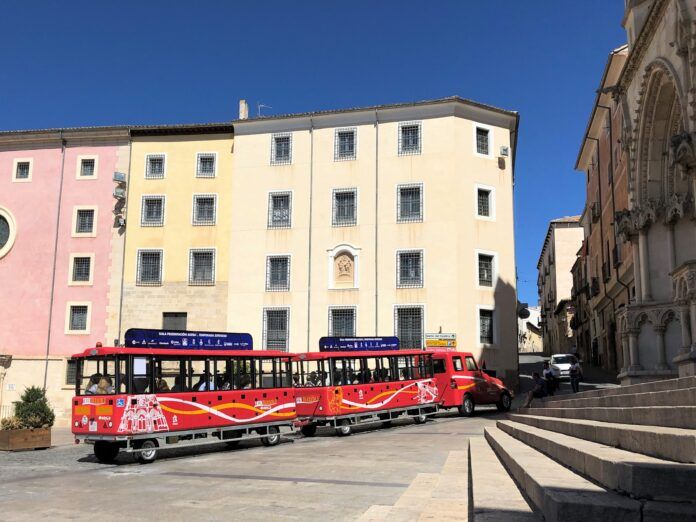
<box><xmin>71</xmin><ymin>347</ymin><xmax>293</xmax><ymax>358</ymax></box>
<box><xmin>295</xmin><ymin>349</ymin><xmax>431</xmax><ymax>359</ymax></box>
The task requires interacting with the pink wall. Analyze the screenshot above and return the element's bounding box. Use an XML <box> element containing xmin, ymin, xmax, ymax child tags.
<box><xmin>0</xmin><ymin>142</ymin><xmax>123</xmax><ymax>357</ymax></box>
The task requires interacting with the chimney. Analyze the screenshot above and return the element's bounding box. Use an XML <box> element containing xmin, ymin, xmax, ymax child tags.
<box><xmin>239</xmin><ymin>99</ymin><xmax>249</xmax><ymax>120</ymax></box>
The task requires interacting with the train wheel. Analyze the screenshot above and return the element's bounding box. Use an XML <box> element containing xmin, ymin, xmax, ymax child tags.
<box><xmin>496</xmin><ymin>392</ymin><xmax>512</xmax><ymax>412</ymax></box>
<box><xmin>261</xmin><ymin>426</ymin><xmax>281</xmax><ymax>446</ymax></box>
<box><xmin>459</xmin><ymin>395</ymin><xmax>475</xmax><ymax>417</ymax></box>
<box><xmin>300</xmin><ymin>423</ymin><xmax>317</xmax><ymax>437</ymax></box>
<box><xmin>413</xmin><ymin>413</ymin><xmax>427</xmax><ymax>424</ymax></box>
<box><xmin>94</xmin><ymin>441</ymin><xmax>119</xmax><ymax>463</ymax></box>
<box><xmin>336</xmin><ymin>419</ymin><xmax>352</xmax><ymax>437</ymax></box>
<box><xmin>136</xmin><ymin>439</ymin><xmax>158</xmax><ymax>464</ymax></box>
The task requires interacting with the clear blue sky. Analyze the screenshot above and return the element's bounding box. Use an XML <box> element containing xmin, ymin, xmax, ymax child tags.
<box><xmin>0</xmin><ymin>1</ymin><xmax>626</xmax><ymax>306</ymax></box>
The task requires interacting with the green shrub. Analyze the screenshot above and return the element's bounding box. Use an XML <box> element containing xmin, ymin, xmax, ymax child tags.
<box><xmin>14</xmin><ymin>386</ymin><xmax>55</xmax><ymax>429</ymax></box>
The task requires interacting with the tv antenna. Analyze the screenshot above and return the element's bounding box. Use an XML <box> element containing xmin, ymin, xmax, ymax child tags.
<box><xmin>257</xmin><ymin>102</ymin><xmax>272</xmax><ymax>117</ymax></box>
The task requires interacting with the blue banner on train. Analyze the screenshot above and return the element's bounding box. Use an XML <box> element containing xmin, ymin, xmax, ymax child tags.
<box><xmin>318</xmin><ymin>336</ymin><xmax>400</xmax><ymax>351</ymax></box>
<box><xmin>124</xmin><ymin>328</ymin><xmax>253</xmax><ymax>350</ymax></box>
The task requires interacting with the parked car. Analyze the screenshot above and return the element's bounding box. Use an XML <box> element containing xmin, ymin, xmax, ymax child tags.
<box><xmin>549</xmin><ymin>354</ymin><xmax>582</xmax><ymax>381</ymax></box>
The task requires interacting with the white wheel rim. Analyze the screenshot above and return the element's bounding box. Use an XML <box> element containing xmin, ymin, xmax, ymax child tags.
<box><xmin>141</xmin><ymin>443</ymin><xmax>156</xmax><ymax>459</ymax></box>
<box><xmin>465</xmin><ymin>400</ymin><xmax>473</xmax><ymax>412</ymax></box>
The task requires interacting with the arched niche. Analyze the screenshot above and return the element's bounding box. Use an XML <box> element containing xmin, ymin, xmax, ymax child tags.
<box><xmin>327</xmin><ymin>244</ymin><xmax>360</xmax><ymax>289</ymax></box>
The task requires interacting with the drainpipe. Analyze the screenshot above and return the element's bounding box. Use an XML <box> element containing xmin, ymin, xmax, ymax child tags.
<box><xmin>43</xmin><ymin>131</ymin><xmax>67</xmax><ymax>390</ymax></box>
<box><xmin>116</xmin><ymin>130</ymin><xmax>133</xmax><ymax>345</ymax></box>
<box><xmin>306</xmin><ymin>118</ymin><xmax>315</xmax><ymax>352</ymax></box>
<box><xmin>374</xmin><ymin>110</ymin><xmax>380</xmax><ymax>335</ymax></box>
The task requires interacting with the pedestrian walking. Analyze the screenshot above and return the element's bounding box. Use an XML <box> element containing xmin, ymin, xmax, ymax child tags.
<box><xmin>569</xmin><ymin>358</ymin><xmax>581</xmax><ymax>393</ymax></box>
<box><xmin>542</xmin><ymin>361</ymin><xmax>556</xmax><ymax>396</ymax></box>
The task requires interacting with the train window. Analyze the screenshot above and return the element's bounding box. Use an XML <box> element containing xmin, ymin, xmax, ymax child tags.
<box><xmin>233</xmin><ymin>358</ymin><xmax>252</xmax><ymax>390</ymax></box>
<box><xmin>345</xmin><ymin>358</ymin><xmax>363</xmax><ymax>384</ymax></box>
<box><xmin>453</xmin><ymin>356</ymin><xmax>463</xmax><ymax>372</ymax></box>
<box><xmin>376</xmin><ymin>357</ymin><xmax>392</xmax><ymax>382</ymax></box>
<box><xmin>433</xmin><ymin>359</ymin><xmax>446</xmax><ymax>374</ymax></box>
<box><xmin>132</xmin><ymin>356</ymin><xmax>152</xmax><ymax>394</ymax></box>
<box><xmin>465</xmin><ymin>356</ymin><xmax>478</xmax><ymax>371</ymax></box>
<box><xmin>155</xmin><ymin>358</ymin><xmax>184</xmax><ymax>392</ymax></box>
<box><xmin>78</xmin><ymin>357</ymin><xmax>118</xmax><ymax>395</ymax></box>
<box><xmin>364</xmin><ymin>357</ymin><xmax>378</xmax><ymax>383</ymax></box>
<box><xmin>330</xmin><ymin>358</ymin><xmax>347</xmax><ymax>385</ymax></box>
<box><xmin>277</xmin><ymin>358</ymin><xmax>292</xmax><ymax>387</ymax></box>
<box><xmin>415</xmin><ymin>354</ymin><xmax>433</xmax><ymax>379</ymax></box>
<box><xmin>213</xmin><ymin>357</ymin><xmax>233</xmax><ymax>390</ymax></box>
<box><xmin>257</xmin><ymin>359</ymin><xmax>275</xmax><ymax>388</ymax></box>
<box><xmin>188</xmin><ymin>359</ymin><xmax>210</xmax><ymax>391</ymax></box>
<box><xmin>298</xmin><ymin>359</ymin><xmax>326</xmax><ymax>387</ymax></box>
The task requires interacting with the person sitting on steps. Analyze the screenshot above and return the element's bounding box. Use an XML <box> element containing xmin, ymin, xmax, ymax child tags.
<box><xmin>522</xmin><ymin>372</ymin><xmax>548</xmax><ymax>409</ymax></box>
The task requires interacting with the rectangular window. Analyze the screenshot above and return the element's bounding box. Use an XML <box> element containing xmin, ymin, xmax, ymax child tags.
<box><xmin>329</xmin><ymin>307</ymin><xmax>356</xmax><ymax>336</ymax></box>
<box><xmin>476</xmin><ymin>127</ymin><xmax>490</xmax><ymax>156</ymax></box>
<box><xmin>66</xmin><ymin>360</ymin><xmax>77</xmax><ymax>385</ymax></box>
<box><xmin>15</xmin><ymin>161</ymin><xmax>30</xmax><ymax>180</ymax></box>
<box><xmin>163</xmin><ymin>312</ymin><xmax>187</xmax><ymax>330</ymax></box>
<box><xmin>75</xmin><ymin>209</ymin><xmax>95</xmax><ymax>234</ymax></box>
<box><xmin>189</xmin><ymin>249</ymin><xmax>215</xmax><ymax>285</ymax></box>
<box><xmin>334</xmin><ymin>128</ymin><xmax>356</xmax><ymax>161</ymax></box>
<box><xmin>264</xmin><ymin>308</ymin><xmax>289</xmax><ymax>351</ymax></box>
<box><xmin>268</xmin><ymin>192</ymin><xmax>292</xmax><ymax>229</ymax></box>
<box><xmin>266</xmin><ymin>256</ymin><xmax>290</xmax><ymax>291</ymax></box>
<box><xmin>196</xmin><ymin>153</ymin><xmax>216</xmax><ymax>178</ymax></box>
<box><xmin>79</xmin><ymin>159</ymin><xmax>95</xmax><ymax>178</ymax></box>
<box><xmin>332</xmin><ymin>189</ymin><xmax>357</xmax><ymax>226</ymax></box>
<box><xmin>395</xmin><ymin>306</ymin><xmax>423</xmax><ymax>349</ymax></box>
<box><xmin>479</xmin><ymin>309</ymin><xmax>494</xmax><ymax>344</ymax></box>
<box><xmin>192</xmin><ymin>194</ymin><xmax>217</xmax><ymax>225</ymax></box>
<box><xmin>141</xmin><ymin>196</ymin><xmax>165</xmax><ymax>226</ymax></box>
<box><xmin>271</xmin><ymin>133</ymin><xmax>292</xmax><ymax>165</ymax></box>
<box><xmin>145</xmin><ymin>154</ymin><xmax>165</xmax><ymax>179</ymax></box>
<box><xmin>72</xmin><ymin>256</ymin><xmax>91</xmax><ymax>282</ymax></box>
<box><xmin>478</xmin><ymin>254</ymin><xmax>494</xmax><ymax>287</ymax></box>
<box><xmin>477</xmin><ymin>189</ymin><xmax>491</xmax><ymax>217</ymax></box>
<box><xmin>137</xmin><ymin>249</ymin><xmax>163</xmax><ymax>286</ymax></box>
<box><xmin>398</xmin><ymin>122</ymin><xmax>422</xmax><ymax>155</ymax></box>
<box><xmin>397</xmin><ymin>184</ymin><xmax>423</xmax><ymax>222</ymax></box>
<box><xmin>69</xmin><ymin>305</ymin><xmax>89</xmax><ymax>331</ymax></box>
<box><xmin>397</xmin><ymin>250</ymin><xmax>423</xmax><ymax>288</ymax></box>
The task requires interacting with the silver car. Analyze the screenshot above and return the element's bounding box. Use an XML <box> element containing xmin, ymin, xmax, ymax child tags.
<box><xmin>549</xmin><ymin>354</ymin><xmax>582</xmax><ymax>380</ymax></box>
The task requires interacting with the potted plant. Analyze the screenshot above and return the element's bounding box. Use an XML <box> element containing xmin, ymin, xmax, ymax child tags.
<box><xmin>0</xmin><ymin>386</ymin><xmax>54</xmax><ymax>450</ymax></box>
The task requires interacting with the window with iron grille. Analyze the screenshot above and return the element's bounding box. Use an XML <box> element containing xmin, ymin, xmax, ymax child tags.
<box><xmin>334</xmin><ymin>128</ymin><xmax>356</xmax><ymax>161</ymax></box>
<box><xmin>141</xmin><ymin>196</ymin><xmax>165</xmax><ymax>226</ymax></box>
<box><xmin>75</xmin><ymin>209</ymin><xmax>95</xmax><ymax>234</ymax></box>
<box><xmin>145</xmin><ymin>154</ymin><xmax>165</xmax><ymax>179</ymax></box>
<box><xmin>137</xmin><ymin>250</ymin><xmax>163</xmax><ymax>286</ymax></box>
<box><xmin>268</xmin><ymin>192</ymin><xmax>292</xmax><ymax>229</ymax></box>
<box><xmin>271</xmin><ymin>133</ymin><xmax>292</xmax><ymax>165</ymax></box>
<box><xmin>69</xmin><ymin>305</ymin><xmax>89</xmax><ymax>331</ymax></box>
<box><xmin>478</xmin><ymin>254</ymin><xmax>494</xmax><ymax>287</ymax></box>
<box><xmin>477</xmin><ymin>189</ymin><xmax>491</xmax><ymax>217</ymax></box>
<box><xmin>266</xmin><ymin>256</ymin><xmax>290</xmax><ymax>291</ymax></box>
<box><xmin>72</xmin><ymin>256</ymin><xmax>91</xmax><ymax>282</ymax></box>
<box><xmin>66</xmin><ymin>359</ymin><xmax>77</xmax><ymax>385</ymax></box>
<box><xmin>395</xmin><ymin>306</ymin><xmax>423</xmax><ymax>349</ymax></box>
<box><xmin>329</xmin><ymin>307</ymin><xmax>356</xmax><ymax>336</ymax></box>
<box><xmin>397</xmin><ymin>250</ymin><xmax>423</xmax><ymax>288</ymax></box>
<box><xmin>193</xmin><ymin>194</ymin><xmax>216</xmax><ymax>225</ymax></box>
<box><xmin>332</xmin><ymin>189</ymin><xmax>357</xmax><ymax>226</ymax></box>
<box><xmin>196</xmin><ymin>153</ymin><xmax>216</xmax><ymax>178</ymax></box>
<box><xmin>479</xmin><ymin>309</ymin><xmax>494</xmax><ymax>344</ymax></box>
<box><xmin>80</xmin><ymin>159</ymin><xmax>95</xmax><ymax>177</ymax></box>
<box><xmin>189</xmin><ymin>249</ymin><xmax>215</xmax><ymax>285</ymax></box>
<box><xmin>263</xmin><ymin>308</ymin><xmax>289</xmax><ymax>351</ymax></box>
<box><xmin>15</xmin><ymin>161</ymin><xmax>30</xmax><ymax>180</ymax></box>
<box><xmin>398</xmin><ymin>122</ymin><xmax>421</xmax><ymax>155</ymax></box>
<box><xmin>397</xmin><ymin>184</ymin><xmax>423</xmax><ymax>222</ymax></box>
<box><xmin>476</xmin><ymin>127</ymin><xmax>490</xmax><ymax>156</ymax></box>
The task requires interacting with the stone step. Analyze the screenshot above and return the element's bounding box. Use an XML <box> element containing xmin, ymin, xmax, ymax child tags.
<box><xmin>519</xmin><ymin>405</ymin><xmax>696</xmax><ymax>429</ymax></box>
<box><xmin>484</xmin><ymin>426</ymin><xmax>641</xmax><ymax>522</ymax></box>
<box><xmin>541</xmin><ymin>375</ymin><xmax>696</xmax><ymax>402</ymax></box>
<box><xmin>497</xmin><ymin>420</ymin><xmax>696</xmax><ymax>503</ymax></box>
<box><xmin>468</xmin><ymin>436</ymin><xmax>540</xmax><ymax>520</ymax></box>
<box><xmin>539</xmin><ymin>386</ymin><xmax>696</xmax><ymax>409</ymax></box>
<box><xmin>507</xmin><ymin>413</ymin><xmax>696</xmax><ymax>463</ymax></box>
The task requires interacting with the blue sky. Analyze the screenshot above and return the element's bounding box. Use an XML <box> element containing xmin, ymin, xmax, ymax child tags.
<box><xmin>0</xmin><ymin>1</ymin><xmax>626</xmax><ymax>306</ymax></box>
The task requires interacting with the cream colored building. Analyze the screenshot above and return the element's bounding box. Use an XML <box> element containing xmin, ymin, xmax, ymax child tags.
<box><xmin>228</xmin><ymin>97</ymin><xmax>520</xmax><ymax>386</ymax></box>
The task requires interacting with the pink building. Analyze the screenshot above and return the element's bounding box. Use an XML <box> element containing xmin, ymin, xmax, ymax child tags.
<box><xmin>0</xmin><ymin>128</ymin><xmax>130</xmax><ymax>423</ymax></box>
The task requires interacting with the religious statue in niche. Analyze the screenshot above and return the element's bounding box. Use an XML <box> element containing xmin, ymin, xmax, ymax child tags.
<box><xmin>334</xmin><ymin>252</ymin><xmax>355</xmax><ymax>287</ymax></box>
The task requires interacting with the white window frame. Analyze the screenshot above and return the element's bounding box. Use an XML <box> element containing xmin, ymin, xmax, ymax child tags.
<box><xmin>271</xmin><ymin>133</ymin><xmax>292</xmax><ymax>165</ymax></box>
<box><xmin>192</xmin><ymin>193</ymin><xmax>218</xmax><ymax>226</ymax></box>
<box><xmin>145</xmin><ymin>153</ymin><xmax>167</xmax><ymax>179</ymax></box>
<box><xmin>76</xmin><ymin>155</ymin><xmax>99</xmax><ymax>180</ymax></box>
<box><xmin>140</xmin><ymin>195</ymin><xmax>166</xmax><ymax>227</ymax></box>
<box><xmin>12</xmin><ymin>158</ymin><xmax>33</xmax><ymax>183</ymax></box>
<box><xmin>188</xmin><ymin>248</ymin><xmax>216</xmax><ymax>286</ymax></box>
<box><xmin>266</xmin><ymin>254</ymin><xmax>291</xmax><ymax>292</ymax></box>
<box><xmin>396</xmin><ymin>249</ymin><xmax>424</xmax><ymax>288</ymax></box>
<box><xmin>72</xmin><ymin>206</ymin><xmax>98</xmax><ymax>238</ymax></box>
<box><xmin>398</xmin><ymin>121</ymin><xmax>422</xmax><ymax>156</ymax></box>
<box><xmin>267</xmin><ymin>190</ymin><xmax>293</xmax><ymax>229</ymax></box>
<box><xmin>396</xmin><ymin>182</ymin><xmax>424</xmax><ymax>223</ymax></box>
<box><xmin>0</xmin><ymin>206</ymin><xmax>17</xmax><ymax>259</ymax></box>
<box><xmin>65</xmin><ymin>301</ymin><xmax>92</xmax><ymax>335</ymax></box>
<box><xmin>196</xmin><ymin>152</ymin><xmax>217</xmax><ymax>178</ymax></box>
<box><xmin>474</xmin><ymin>183</ymin><xmax>496</xmax><ymax>221</ymax></box>
<box><xmin>263</xmin><ymin>307</ymin><xmax>290</xmax><ymax>352</ymax></box>
<box><xmin>332</xmin><ymin>187</ymin><xmax>358</xmax><ymax>227</ymax></box>
<box><xmin>328</xmin><ymin>306</ymin><xmax>358</xmax><ymax>336</ymax></box>
<box><xmin>334</xmin><ymin>127</ymin><xmax>357</xmax><ymax>161</ymax></box>
<box><xmin>68</xmin><ymin>253</ymin><xmax>95</xmax><ymax>286</ymax></box>
<box><xmin>473</xmin><ymin>122</ymin><xmax>494</xmax><ymax>159</ymax></box>
<box><xmin>393</xmin><ymin>304</ymin><xmax>425</xmax><ymax>350</ymax></box>
<box><xmin>136</xmin><ymin>248</ymin><xmax>164</xmax><ymax>286</ymax></box>
<box><xmin>477</xmin><ymin>305</ymin><xmax>496</xmax><ymax>347</ymax></box>
<box><xmin>475</xmin><ymin>249</ymin><xmax>498</xmax><ymax>290</ymax></box>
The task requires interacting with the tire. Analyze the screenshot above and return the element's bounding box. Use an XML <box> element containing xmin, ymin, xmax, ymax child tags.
<box><xmin>136</xmin><ymin>439</ymin><xmax>158</xmax><ymax>464</ymax></box>
<box><xmin>261</xmin><ymin>426</ymin><xmax>281</xmax><ymax>446</ymax></box>
<box><xmin>300</xmin><ymin>424</ymin><xmax>317</xmax><ymax>437</ymax></box>
<box><xmin>458</xmin><ymin>395</ymin><xmax>475</xmax><ymax>417</ymax></box>
<box><xmin>336</xmin><ymin>419</ymin><xmax>352</xmax><ymax>437</ymax></box>
<box><xmin>496</xmin><ymin>392</ymin><xmax>512</xmax><ymax>412</ymax></box>
<box><xmin>413</xmin><ymin>413</ymin><xmax>427</xmax><ymax>424</ymax></box>
<box><xmin>94</xmin><ymin>441</ymin><xmax>119</xmax><ymax>463</ymax></box>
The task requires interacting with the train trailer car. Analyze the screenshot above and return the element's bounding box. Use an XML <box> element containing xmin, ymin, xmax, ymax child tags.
<box><xmin>292</xmin><ymin>346</ymin><xmax>439</xmax><ymax>436</ymax></box>
<box><xmin>71</xmin><ymin>345</ymin><xmax>296</xmax><ymax>463</ymax></box>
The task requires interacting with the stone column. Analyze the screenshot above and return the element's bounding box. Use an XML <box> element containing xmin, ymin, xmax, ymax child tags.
<box><xmin>690</xmin><ymin>301</ymin><xmax>696</xmax><ymax>352</ymax></box>
<box><xmin>680</xmin><ymin>307</ymin><xmax>691</xmax><ymax>355</ymax></box>
<box><xmin>628</xmin><ymin>329</ymin><xmax>642</xmax><ymax>371</ymax></box>
<box><xmin>654</xmin><ymin>325</ymin><xmax>668</xmax><ymax>370</ymax></box>
<box><xmin>621</xmin><ymin>334</ymin><xmax>630</xmax><ymax>372</ymax></box>
<box><xmin>667</xmin><ymin>224</ymin><xmax>676</xmax><ymax>272</ymax></box>
<box><xmin>632</xmin><ymin>238</ymin><xmax>642</xmax><ymax>304</ymax></box>
<box><xmin>639</xmin><ymin>230</ymin><xmax>652</xmax><ymax>301</ymax></box>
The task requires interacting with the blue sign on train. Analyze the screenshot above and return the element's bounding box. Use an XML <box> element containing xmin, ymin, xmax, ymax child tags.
<box><xmin>318</xmin><ymin>336</ymin><xmax>400</xmax><ymax>352</ymax></box>
<box><xmin>124</xmin><ymin>328</ymin><xmax>253</xmax><ymax>350</ymax></box>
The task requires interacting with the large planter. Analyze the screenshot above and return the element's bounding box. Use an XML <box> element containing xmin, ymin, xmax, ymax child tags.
<box><xmin>0</xmin><ymin>427</ymin><xmax>51</xmax><ymax>451</ymax></box>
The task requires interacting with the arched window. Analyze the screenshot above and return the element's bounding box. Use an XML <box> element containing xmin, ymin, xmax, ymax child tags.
<box><xmin>0</xmin><ymin>207</ymin><xmax>17</xmax><ymax>259</ymax></box>
<box><xmin>326</xmin><ymin>244</ymin><xmax>360</xmax><ymax>289</ymax></box>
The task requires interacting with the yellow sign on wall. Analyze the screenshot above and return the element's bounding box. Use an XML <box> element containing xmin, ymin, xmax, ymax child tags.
<box><xmin>425</xmin><ymin>333</ymin><xmax>457</xmax><ymax>348</ymax></box>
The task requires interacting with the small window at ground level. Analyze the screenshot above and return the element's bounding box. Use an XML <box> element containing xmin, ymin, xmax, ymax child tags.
<box><xmin>66</xmin><ymin>359</ymin><xmax>77</xmax><ymax>385</ymax></box>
